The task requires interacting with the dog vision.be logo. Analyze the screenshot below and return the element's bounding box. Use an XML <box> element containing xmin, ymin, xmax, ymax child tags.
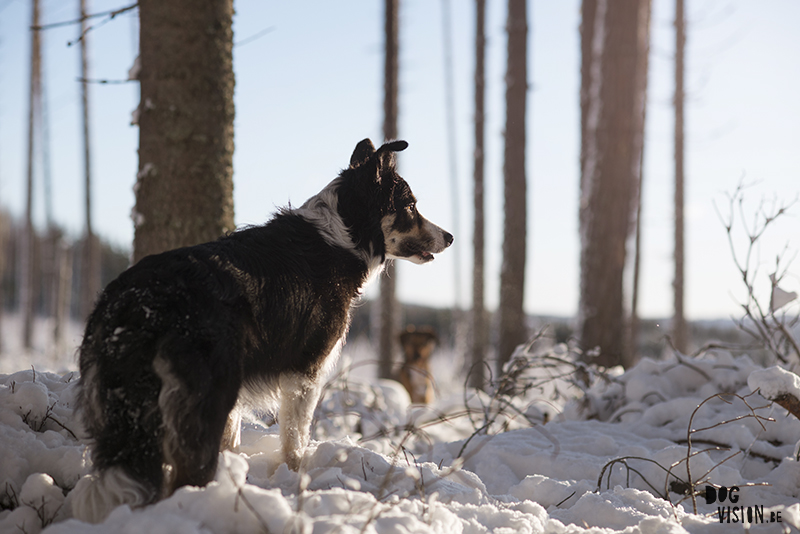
<box><xmin>705</xmin><ymin>486</ymin><xmax>783</xmax><ymax>525</ymax></box>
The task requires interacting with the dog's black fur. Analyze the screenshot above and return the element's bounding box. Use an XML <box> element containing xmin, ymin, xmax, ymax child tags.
<box><xmin>72</xmin><ymin>139</ymin><xmax>452</xmax><ymax>522</ymax></box>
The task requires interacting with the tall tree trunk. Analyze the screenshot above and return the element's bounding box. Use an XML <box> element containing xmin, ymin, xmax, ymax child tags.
<box><xmin>628</xmin><ymin>149</ymin><xmax>645</xmax><ymax>365</ymax></box>
<box><xmin>134</xmin><ymin>0</ymin><xmax>236</xmax><ymax>263</ymax></box>
<box><xmin>40</xmin><ymin>37</ymin><xmax>60</xmax><ymax>344</ymax></box>
<box><xmin>0</xmin><ymin>54</ymin><xmax>3</xmax><ymax>351</ymax></box>
<box><xmin>378</xmin><ymin>0</ymin><xmax>400</xmax><ymax>380</ymax></box>
<box><xmin>497</xmin><ymin>0</ymin><xmax>528</xmax><ymax>372</ymax></box>
<box><xmin>0</xmin><ymin>37</ymin><xmax>3</xmax><ymax>351</ymax></box>
<box><xmin>54</xmin><ymin>241</ymin><xmax>73</xmax><ymax>352</ymax></box>
<box><xmin>626</xmin><ymin>0</ymin><xmax>652</xmax><ymax>368</ymax></box>
<box><xmin>578</xmin><ymin>0</ymin><xmax>651</xmax><ymax>367</ymax></box>
<box><xmin>470</xmin><ymin>0</ymin><xmax>487</xmax><ymax>390</ymax></box>
<box><xmin>22</xmin><ymin>0</ymin><xmax>41</xmax><ymax>349</ymax></box>
<box><xmin>0</xmin><ymin>216</ymin><xmax>6</xmax><ymax>352</ymax></box>
<box><xmin>441</xmin><ymin>0</ymin><xmax>461</xmax><ymax>310</ymax></box>
<box><xmin>672</xmin><ymin>0</ymin><xmax>688</xmax><ymax>353</ymax></box>
<box><xmin>80</xmin><ymin>0</ymin><xmax>100</xmax><ymax>318</ymax></box>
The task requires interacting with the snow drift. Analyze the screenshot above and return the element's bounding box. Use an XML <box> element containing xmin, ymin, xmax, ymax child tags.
<box><xmin>1</xmin><ymin>344</ymin><xmax>800</xmax><ymax>533</ymax></box>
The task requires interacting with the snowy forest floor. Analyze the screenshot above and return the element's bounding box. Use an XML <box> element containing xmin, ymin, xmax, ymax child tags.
<box><xmin>2</xmin><ymin>313</ymin><xmax>800</xmax><ymax>533</ymax></box>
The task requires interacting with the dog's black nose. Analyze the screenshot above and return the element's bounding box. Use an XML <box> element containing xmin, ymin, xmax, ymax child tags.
<box><xmin>444</xmin><ymin>232</ymin><xmax>454</xmax><ymax>247</ymax></box>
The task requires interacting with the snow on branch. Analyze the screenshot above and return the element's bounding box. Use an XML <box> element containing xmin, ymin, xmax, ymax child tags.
<box><xmin>749</xmin><ymin>366</ymin><xmax>800</xmax><ymax>421</ymax></box>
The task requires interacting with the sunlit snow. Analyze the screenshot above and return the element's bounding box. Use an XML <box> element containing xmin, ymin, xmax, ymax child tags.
<box><xmin>1</xmin><ymin>317</ymin><xmax>799</xmax><ymax>533</ymax></box>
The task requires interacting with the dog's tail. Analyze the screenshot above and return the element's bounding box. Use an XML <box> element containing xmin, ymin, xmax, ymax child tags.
<box><xmin>70</xmin><ymin>467</ymin><xmax>154</xmax><ymax>523</ymax></box>
<box><xmin>73</xmin><ymin>323</ymin><xmax>164</xmax><ymax>523</ymax></box>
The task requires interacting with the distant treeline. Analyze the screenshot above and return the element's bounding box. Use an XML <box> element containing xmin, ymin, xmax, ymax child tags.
<box><xmin>349</xmin><ymin>298</ymin><xmax>750</xmax><ymax>363</ymax></box>
<box><xmin>0</xmin><ymin>208</ymin><xmax>753</xmax><ymax>359</ymax></box>
<box><xmin>0</xmin><ymin>210</ymin><xmax>129</xmax><ymax>320</ymax></box>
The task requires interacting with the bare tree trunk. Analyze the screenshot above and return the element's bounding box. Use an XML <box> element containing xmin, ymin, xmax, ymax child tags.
<box><xmin>54</xmin><ymin>241</ymin><xmax>73</xmax><ymax>351</ymax></box>
<box><xmin>22</xmin><ymin>0</ymin><xmax>41</xmax><ymax>350</ymax></box>
<box><xmin>497</xmin><ymin>0</ymin><xmax>528</xmax><ymax>372</ymax></box>
<box><xmin>40</xmin><ymin>40</ymin><xmax>61</xmax><ymax>346</ymax></box>
<box><xmin>441</xmin><ymin>0</ymin><xmax>461</xmax><ymax>310</ymax></box>
<box><xmin>672</xmin><ymin>0</ymin><xmax>688</xmax><ymax>353</ymax></box>
<box><xmin>378</xmin><ymin>0</ymin><xmax>400</xmax><ymax>380</ymax></box>
<box><xmin>469</xmin><ymin>0</ymin><xmax>487</xmax><ymax>390</ymax></box>
<box><xmin>0</xmin><ymin>216</ymin><xmax>5</xmax><ymax>353</ymax></box>
<box><xmin>629</xmin><ymin>152</ymin><xmax>645</xmax><ymax>365</ymax></box>
<box><xmin>0</xmin><ymin>38</ymin><xmax>3</xmax><ymax>352</ymax></box>
<box><xmin>43</xmin><ymin>230</ymin><xmax>57</xmax><ymax>340</ymax></box>
<box><xmin>626</xmin><ymin>1</ymin><xmax>652</xmax><ymax>368</ymax></box>
<box><xmin>133</xmin><ymin>0</ymin><xmax>236</xmax><ymax>263</ymax></box>
<box><xmin>79</xmin><ymin>0</ymin><xmax>100</xmax><ymax>319</ymax></box>
<box><xmin>578</xmin><ymin>0</ymin><xmax>651</xmax><ymax>367</ymax></box>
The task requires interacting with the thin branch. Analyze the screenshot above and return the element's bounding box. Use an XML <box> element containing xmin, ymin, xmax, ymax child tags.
<box><xmin>68</xmin><ymin>4</ymin><xmax>139</xmax><ymax>47</ymax></box>
<box><xmin>234</xmin><ymin>26</ymin><xmax>276</xmax><ymax>48</ymax></box>
<box><xmin>229</xmin><ymin>469</ymin><xmax>271</xmax><ymax>533</ymax></box>
<box><xmin>717</xmin><ymin>183</ymin><xmax>799</xmax><ymax>364</ymax></box>
<box><xmin>674</xmin><ymin>437</ymin><xmax>782</xmax><ymax>464</ymax></box>
<box><xmin>75</xmin><ymin>77</ymin><xmax>132</xmax><ymax>85</ymax></box>
<box><xmin>32</xmin><ymin>3</ymin><xmax>137</xmax><ymax>31</ymax></box>
<box><xmin>596</xmin><ymin>456</ymin><xmax>689</xmax><ymax>501</ymax></box>
<box><xmin>684</xmin><ymin>392</ymin><xmax>774</xmax><ymax>514</ymax></box>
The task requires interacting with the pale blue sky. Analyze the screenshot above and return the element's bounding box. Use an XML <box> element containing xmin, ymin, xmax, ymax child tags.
<box><xmin>0</xmin><ymin>0</ymin><xmax>798</xmax><ymax>320</ymax></box>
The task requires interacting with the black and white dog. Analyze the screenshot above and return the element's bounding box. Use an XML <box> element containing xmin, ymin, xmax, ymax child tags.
<box><xmin>72</xmin><ymin>139</ymin><xmax>452</xmax><ymax>522</ymax></box>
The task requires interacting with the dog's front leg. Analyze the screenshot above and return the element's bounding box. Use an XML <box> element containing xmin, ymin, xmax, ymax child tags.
<box><xmin>278</xmin><ymin>373</ymin><xmax>322</xmax><ymax>471</ymax></box>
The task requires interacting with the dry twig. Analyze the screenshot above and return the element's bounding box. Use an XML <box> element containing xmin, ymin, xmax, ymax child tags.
<box><xmin>681</xmin><ymin>391</ymin><xmax>773</xmax><ymax>514</ymax></box>
<box><xmin>715</xmin><ymin>183</ymin><xmax>800</xmax><ymax>364</ymax></box>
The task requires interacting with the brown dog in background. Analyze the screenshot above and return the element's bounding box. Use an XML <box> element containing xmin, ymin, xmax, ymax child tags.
<box><xmin>398</xmin><ymin>325</ymin><xmax>437</xmax><ymax>404</ymax></box>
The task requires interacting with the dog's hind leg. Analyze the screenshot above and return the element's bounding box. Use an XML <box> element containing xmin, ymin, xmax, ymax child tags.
<box><xmin>73</xmin><ymin>351</ymin><xmax>164</xmax><ymax>522</ymax></box>
<box><xmin>278</xmin><ymin>373</ymin><xmax>323</xmax><ymax>471</ymax></box>
<box><xmin>153</xmin><ymin>350</ymin><xmax>239</xmax><ymax>494</ymax></box>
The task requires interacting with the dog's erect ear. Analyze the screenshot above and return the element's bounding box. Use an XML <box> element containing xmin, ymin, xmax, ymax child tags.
<box><xmin>377</xmin><ymin>140</ymin><xmax>408</xmax><ymax>155</ymax></box>
<box><xmin>350</xmin><ymin>138</ymin><xmax>376</xmax><ymax>168</ymax></box>
<box><xmin>375</xmin><ymin>140</ymin><xmax>408</xmax><ymax>175</ymax></box>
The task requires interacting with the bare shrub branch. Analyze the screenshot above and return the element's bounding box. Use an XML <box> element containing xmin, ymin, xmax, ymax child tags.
<box><xmin>682</xmin><ymin>391</ymin><xmax>774</xmax><ymax>514</ymax></box>
<box><xmin>716</xmin><ymin>182</ymin><xmax>800</xmax><ymax>364</ymax></box>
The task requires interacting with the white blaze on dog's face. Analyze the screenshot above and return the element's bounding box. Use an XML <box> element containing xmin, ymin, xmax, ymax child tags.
<box><xmin>381</xmin><ymin>192</ymin><xmax>453</xmax><ymax>264</ymax></box>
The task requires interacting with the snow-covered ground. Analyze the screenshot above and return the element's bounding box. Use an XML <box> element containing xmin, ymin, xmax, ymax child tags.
<box><xmin>2</xmin><ymin>316</ymin><xmax>800</xmax><ymax>533</ymax></box>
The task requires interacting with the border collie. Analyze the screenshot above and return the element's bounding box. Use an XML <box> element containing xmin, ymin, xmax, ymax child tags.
<box><xmin>72</xmin><ymin>139</ymin><xmax>453</xmax><ymax>522</ymax></box>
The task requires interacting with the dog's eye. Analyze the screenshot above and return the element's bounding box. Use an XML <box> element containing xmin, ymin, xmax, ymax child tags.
<box><xmin>405</xmin><ymin>205</ymin><xmax>416</xmax><ymax>216</ymax></box>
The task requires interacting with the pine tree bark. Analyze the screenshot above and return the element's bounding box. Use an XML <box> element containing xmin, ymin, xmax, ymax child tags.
<box><xmin>627</xmin><ymin>0</ymin><xmax>652</xmax><ymax>368</ymax></box>
<box><xmin>79</xmin><ymin>0</ymin><xmax>100</xmax><ymax>319</ymax></box>
<box><xmin>470</xmin><ymin>0</ymin><xmax>487</xmax><ymax>390</ymax></box>
<box><xmin>579</xmin><ymin>0</ymin><xmax>651</xmax><ymax>367</ymax></box>
<box><xmin>134</xmin><ymin>0</ymin><xmax>235</xmax><ymax>263</ymax></box>
<box><xmin>672</xmin><ymin>0</ymin><xmax>689</xmax><ymax>354</ymax></box>
<box><xmin>0</xmin><ymin>215</ymin><xmax>6</xmax><ymax>351</ymax></box>
<box><xmin>378</xmin><ymin>0</ymin><xmax>400</xmax><ymax>380</ymax></box>
<box><xmin>54</xmin><ymin>241</ymin><xmax>73</xmax><ymax>351</ymax></box>
<box><xmin>497</xmin><ymin>0</ymin><xmax>528</xmax><ymax>371</ymax></box>
<box><xmin>22</xmin><ymin>0</ymin><xmax>41</xmax><ymax>349</ymax></box>
<box><xmin>628</xmin><ymin>145</ymin><xmax>645</xmax><ymax>366</ymax></box>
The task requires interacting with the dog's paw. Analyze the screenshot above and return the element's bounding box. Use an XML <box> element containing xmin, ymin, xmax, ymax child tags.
<box><xmin>285</xmin><ymin>450</ymin><xmax>303</xmax><ymax>472</ymax></box>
